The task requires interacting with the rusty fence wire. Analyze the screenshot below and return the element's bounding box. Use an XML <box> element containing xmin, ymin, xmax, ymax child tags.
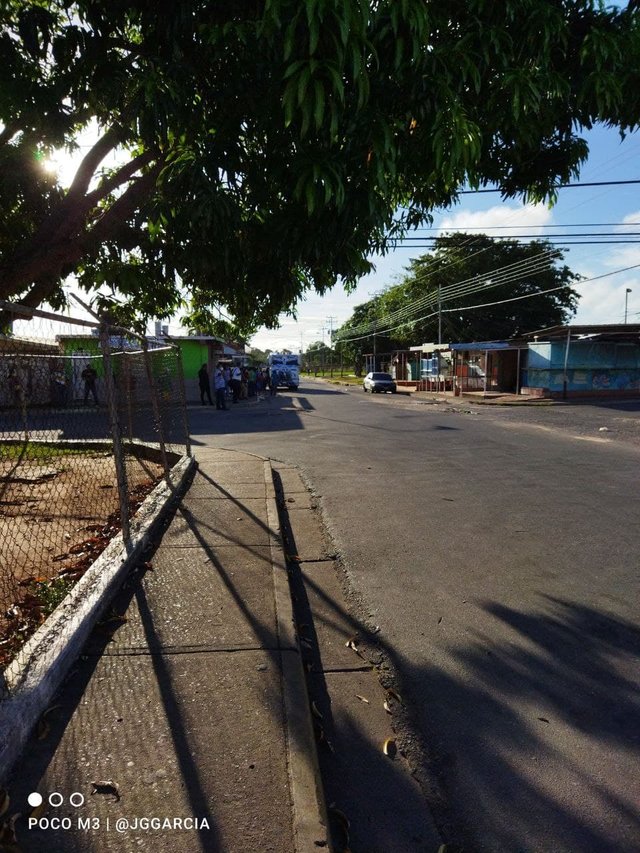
<box><xmin>0</xmin><ymin>305</ymin><xmax>190</xmax><ymax>689</ymax></box>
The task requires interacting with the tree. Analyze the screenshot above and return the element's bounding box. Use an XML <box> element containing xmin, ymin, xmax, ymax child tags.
<box><xmin>335</xmin><ymin>234</ymin><xmax>581</xmax><ymax>352</ymax></box>
<box><xmin>307</xmin><ymin>340</ymin><xmax>329</xmax><ymax>352</ymax></box>
<box><xmin>248</xmin><ymin>346</ymin><xmax>269</xmax><ymax>364</ymax></box>
<box><xmin>1</xmin><ymin>1</ymin><xmax>639</xmax><ymax>331</ymax></box>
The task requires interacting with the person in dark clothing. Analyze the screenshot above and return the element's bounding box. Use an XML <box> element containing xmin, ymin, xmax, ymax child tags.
<box><xmin>81</xmin><ymin>365</ymin><xmax>99</xmax><ymax>404</ymax></box>
<box><xmin>270</xmin><ymin>368</ymin><xmax>279</xmax><ymax>396</ymax></box>
<box><xmin>198</xmin><ymin>364</ymin><xmax>213</xmax><ymax>405</ymax></box>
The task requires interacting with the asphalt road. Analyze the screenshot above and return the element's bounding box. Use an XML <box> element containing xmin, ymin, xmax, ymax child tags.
<box><xmin>189</xmin><ymin>381</ymin><xmax>640</xmax><ymax>853</ymax></box>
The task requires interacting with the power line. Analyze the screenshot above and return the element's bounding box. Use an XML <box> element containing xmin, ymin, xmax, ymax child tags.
<box><xmin>458</xmin><ymin>178</ymin><xmax>640</xmax><ymax>194</ymax></box>
<box><xmin>335</xmin><ymin>261</ymin><xmax>640</xmax><ymax>344</ymax></box>
<box><xmin>397</xmin><ymin>232</ymin><xmax>640</xmax><ymax>239</ymax></box>
<box><xmin>337</xmin><ymin>256</ymin><xmax>554</xmax><ymax>337</ymax></box>
<box><xmin>337</xmin><ymin>249</ymin><xmax>559</xmax><ymax>337</ymax></box>
<box><xmin>390</xmin><ymin>239</ymin><xmax>640</xmax><ymax>247</ymax></box>
<box><xmin>409</xmin><ymin>222</ymin><xmax>640</xmax><ymax>230</ymax></box>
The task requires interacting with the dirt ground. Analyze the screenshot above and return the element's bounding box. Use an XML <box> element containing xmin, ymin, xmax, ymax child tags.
<box><xmin>0</xmin><ymin>452</ymin><xmax>163</xmax><ymax>614</ymax></box>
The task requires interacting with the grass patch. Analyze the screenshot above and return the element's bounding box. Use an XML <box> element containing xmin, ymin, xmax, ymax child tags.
<box><xmin>305</xmin><ymin>373</ymin><xmax>363</xmax><ymax>385</ymax></box>
<box><xmin>33</xmin><ymin>577</ymin><xmax>76</xmax><ymax>616</ymax></box>
<box><xmin>0</xmin><ymin>442</ymin><xmax>96</xmax><ymax>461</ymax></box>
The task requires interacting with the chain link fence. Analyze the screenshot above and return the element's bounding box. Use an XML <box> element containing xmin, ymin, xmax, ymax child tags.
<box><xmin>0</xmin><ymin>304</ymin><xmax>190</xmax><ymax>688</ymax></box>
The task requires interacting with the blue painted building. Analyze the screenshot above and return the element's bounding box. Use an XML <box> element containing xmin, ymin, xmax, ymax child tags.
<box><xmin>520</xmin><ymin>324</ymin><xmax>640</xmax><ymax>397</ymax></box>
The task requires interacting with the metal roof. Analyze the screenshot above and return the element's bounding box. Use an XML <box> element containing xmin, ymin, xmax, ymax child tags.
<box><xmin>520</xmin><ymin>323</ymin><xmax>640</xmax><ymax>340</ymax></box>
<box><xmin>449</xmin><ymin>341</ymin><xmax>521</xmax><ymax>351</ymax></box>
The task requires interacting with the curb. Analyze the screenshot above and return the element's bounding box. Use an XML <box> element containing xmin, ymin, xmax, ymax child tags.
<box><xmin>264</xmin><ymin>460</ymin><xmax>331</xmax><ymax>852</ymax></box>
<box><xmin>0</xmin><ymin>454</ymin><xmax>197</xmax><ymax>785</ymax></box>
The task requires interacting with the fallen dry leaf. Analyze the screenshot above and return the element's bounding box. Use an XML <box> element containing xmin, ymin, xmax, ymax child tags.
<box><xmin>0</xmin><ymin>812</ymin><xmax>22</xmax><ymax>849</ymax></box>
<box><xmin>98</xmin><ymin>609</ymin><xmax>128</xmax><ymax>627</ymax></box>
<box><xmin>91</xmin><ymin>780</ymin><xmax>121</xmax><ymax>801</ymax></box>
<box><xmin>36</xmin><ymin>704</ymin><xmax>62</xmax><ymax>740</ymax></box>
<box><xmin>387</xmin><ymin>688</ymin><xmax>402</xmax><ymax>704</ymax></box>
<box><xmin>30</xmin><ymin>799</ymin><xmax>46</xmax><ymax>820</ymax></box>
<box><xmin>383</xmin><ymin>738</ymin><xmax>397</xmax><ymax>758</ymax></box>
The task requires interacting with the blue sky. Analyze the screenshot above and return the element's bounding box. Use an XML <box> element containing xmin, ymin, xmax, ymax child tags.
<box><xmin>250</xmin><ymin>123</ymin><xmax>640</xmax><ymax>352</ymax></box>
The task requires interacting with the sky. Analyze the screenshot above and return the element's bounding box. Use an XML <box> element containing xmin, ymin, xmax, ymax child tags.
<box><xmin>19</xmin><ymin>121</ymin><xmax>640</xmax><ymax>350</ymax></box>
<box><xmin>248</xmin><ymin>122</ymin><xmax>640</xmax><ymax>352</ymax></box>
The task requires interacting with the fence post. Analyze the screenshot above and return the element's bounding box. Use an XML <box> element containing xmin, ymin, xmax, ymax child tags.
<box><xmin>100</xmin><ymin>324</ymin><xmax>131</xmax><ymax>546</ymax></box>
<box><xmin>124</xmin><ymin>352</ymin><xmax>135</xmax><ymax>445</ymax></box>
<box><xmin>172</xmin><ymin>344</ymin><xmax>192</xmax><ymax>457</ymax></box>
<box><xmin>142</xmin><ymin>341</ymin><xmax>171</xmax><ymax>482</ymax></box>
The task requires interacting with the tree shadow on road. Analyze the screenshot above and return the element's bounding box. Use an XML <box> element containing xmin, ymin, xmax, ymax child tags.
<box><xmin>275</xmin><ymin>474</ymin><xmax>640</xmax><ymax>853</ymax></box>
<box><xmin>394</xmin><ymin>596</ymin><xmax>640</xmax><ymax>852</ymax></box>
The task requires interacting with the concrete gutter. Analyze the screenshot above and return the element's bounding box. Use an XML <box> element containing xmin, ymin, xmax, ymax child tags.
<box><xmin>264</xmin><ymin>459</ymin><xmax>331</xmax><ymax>851</ymax></box>
<box><xmin>0</xmin><ymin>453</ymin><xmax>196</xmax><ymax>785</ymax></box>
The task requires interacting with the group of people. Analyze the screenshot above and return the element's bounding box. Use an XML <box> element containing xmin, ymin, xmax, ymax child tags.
<box><xmin>198</xmin><ymin>363</ymin><xmax>279</xmax><ymax>410</ymax></box>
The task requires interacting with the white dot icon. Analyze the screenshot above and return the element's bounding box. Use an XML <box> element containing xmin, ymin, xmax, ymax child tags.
<box><xmin>28</xmin><ymin>792</ymin><xmax>43</xmax><ymax>808</ymax></box>
<box><xmin>69</xmin><ymin>792</ymin><xmax>85</xmax><ymax>807</ymax></box>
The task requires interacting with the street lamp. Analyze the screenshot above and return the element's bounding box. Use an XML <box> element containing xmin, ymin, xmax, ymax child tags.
<box><xmin>625</xmin><ymin>288</ymin><xmax>632</xmax><ymax>324</ymax></box>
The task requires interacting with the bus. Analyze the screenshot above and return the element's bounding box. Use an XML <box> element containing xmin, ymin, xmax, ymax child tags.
<box><xmin>267</xmin><ymin>353</ymin><xmax>300</xmax><ymax>390</ymax></box>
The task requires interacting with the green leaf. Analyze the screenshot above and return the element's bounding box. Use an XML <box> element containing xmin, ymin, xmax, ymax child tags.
<box><xmin>314</xmin><ymin>80</ymin><xmax>325</xmax><ymax>129</ymax></box>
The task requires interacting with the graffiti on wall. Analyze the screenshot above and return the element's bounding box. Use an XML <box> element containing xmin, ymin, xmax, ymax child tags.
<box><xmin>592</xmin><ymin>372</ymin><xmax>640</xmax><ymax>390</ymax></box>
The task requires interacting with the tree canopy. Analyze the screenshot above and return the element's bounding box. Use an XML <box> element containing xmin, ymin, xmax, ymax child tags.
<box><xmin>1</xmin><ymin>1</ymin><xmax>639</xmax><ymax>332</ymax></box>
<box><xmin>334</xmin><ymin>233</ymin><xmax>581</xmax><ymax>357</ymax></box>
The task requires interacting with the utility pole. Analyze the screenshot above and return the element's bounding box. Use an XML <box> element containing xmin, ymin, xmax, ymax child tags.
<box><xmin>438</xmin><ymin>284</ymin><xmax>442</xmax><ymax>345</ymax></box>
<box><xmin>373</xmin><ymin>319</ymin><xmax>377</xmax><ymax>371</ymax></box>
<box><xmin>325</xmin><ymin>316</ymin><xmax>336</xmax><ymax>347</ymax></box>
<box><xmin>326</xmin><ymin>316</ymin><xmax>336</xmax><ymax>376</ymax></box>
<box><xmin>625</xmin><ymin>288</ymin><xmax>632</xmax><ymax>323</ymax></box>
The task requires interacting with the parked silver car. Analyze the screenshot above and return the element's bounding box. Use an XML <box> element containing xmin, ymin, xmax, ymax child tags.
<box><xmin>363</xmin><ymin>371</ymin><xmax>397</xmax><ymax>393</ymax></box>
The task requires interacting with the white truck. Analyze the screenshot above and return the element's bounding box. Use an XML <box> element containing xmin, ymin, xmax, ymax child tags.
<box><xmin>267</xmin><ymin>353</ymin><xmax>300</xmax><ymax>390</ymax></box>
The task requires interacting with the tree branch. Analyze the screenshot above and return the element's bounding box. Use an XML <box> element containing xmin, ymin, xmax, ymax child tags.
<box><xmin>82</xmin><ymin>162</ymin><xmax>164</xmax><ymax>248</ymax></box>
<box><xmin>0</xmin><ymin>161</ymin><xmax>164</xmax><ymax>306</ymax></box>
<box><xmin>66</xmin><ymin>127</ymin><xmax>121</xmax><ymax>199</ymax></box>
<box><xmin>84</xmin><ymin>149</ymin><xmax>158</xmax><ymax>206</ymax></box>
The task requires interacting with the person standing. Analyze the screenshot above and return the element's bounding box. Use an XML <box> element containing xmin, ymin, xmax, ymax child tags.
<box><xmin>81</xmin><ymin>364</ymin><xmax>99</xmax><ymax>405</ymax></box>
<box><xmin>248</xmin><ymin>365</ymin><xmax>257</xmax><ymax>398</ymax></box>
<box><xmin>231</xmin><ymin>363</ymin><xmax>242</xmax><ymax>403</ymax></box>
<box><xmin>52</xmin><ymin>367</ymin><xmax>67</xmax><ymax>406</ymax></box>
<box><xmin>214</xmin><ymin>364</ymin><xmax>227</xmax><ymax>410</ymax></box>
<box><xmin>270</xmin><ymin>367</ymin><xmax>279</xmax><ymax>396</ymax></box>
<box><xmin>256</xmin><ymin>369</ymin><xmax>265</xmax><ymax>401</ymax></box>
<box><xmin>198</xmin><ymin>363</ymin><xmax>213</xmax><ymax>405</ymax></box>
<box><xmin>240</xmin><ymin>366</ymin><xmax>249</xmax><ymax>400</ymax></box>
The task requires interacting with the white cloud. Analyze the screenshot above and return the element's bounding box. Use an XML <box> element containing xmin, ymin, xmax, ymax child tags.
<box><xmin>575</xmin><ymin>274</ymin><xmax>640</xmax><ymax>325</ymax></box>
<box><xmin>439</xmin><ymin>203</ymin><xmax>553</xmax><ymax>235</ymax></box>
<box><xmin>620</xmin><ymin>211</ymin><xmax>640</xmax><ymax>230</ymax></box>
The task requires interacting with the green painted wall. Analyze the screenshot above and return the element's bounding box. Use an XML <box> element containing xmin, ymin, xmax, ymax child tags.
<box><xmin>58</xmin><ymin>336</ymin><xmax>218</xmax><ymax>381</ymax></box>
<box><xmin>180</xmin><ymin>340</ymin><xmax>210</xmax><ymax>378</ymax></box>
<box><xmin>58</xmin><ymin>336</ymin><xmax>104</xmax><ymax>375</ymax></box>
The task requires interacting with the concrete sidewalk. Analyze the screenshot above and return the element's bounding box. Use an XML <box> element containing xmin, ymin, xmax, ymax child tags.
<box><xmin>11</xmin><ymin>449</ymin><xmax>328</xmax><ymax>852</ymax></box>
